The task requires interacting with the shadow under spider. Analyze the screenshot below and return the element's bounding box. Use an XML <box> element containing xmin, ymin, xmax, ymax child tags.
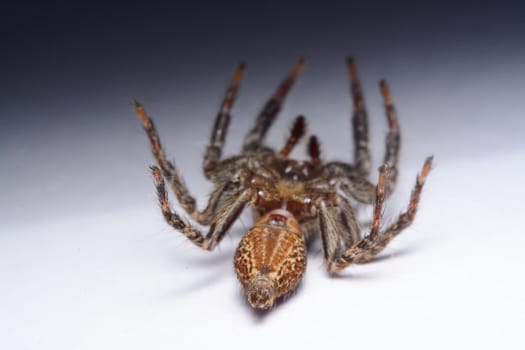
<box><xmin>329</xmin><ymin>271</ymin><xmax>381</xmax><ymax>281</ymax></box>
<box><xmin>356</xmin><ymin>244</ymin><xmax>420</xmax><ymax>265</ymax></box>
<box><xmin>182</xmin><ymin>245</ymin><xmax>236</xmax><ymax>267</ymax></box>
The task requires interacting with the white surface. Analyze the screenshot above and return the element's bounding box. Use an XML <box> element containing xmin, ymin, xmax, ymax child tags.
<box><xmin>2</xmin><ymin>154</ymin><xmax>524</xmax><ymax>349</ymax></box>
<box><xmin>2</xmin><ymin>58</ymin><xmax>525</xmax><ymax>349</ymax></box>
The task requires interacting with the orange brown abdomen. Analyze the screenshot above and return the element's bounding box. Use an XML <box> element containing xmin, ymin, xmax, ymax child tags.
<box><xmin>234</xmin><ymin>209</ymin><xmax>306</xmax><ymax>309</ymax></box>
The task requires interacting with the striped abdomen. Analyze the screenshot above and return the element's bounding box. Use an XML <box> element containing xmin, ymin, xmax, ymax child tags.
<box><xmin>234</xmin><ymin>209</ymin><xmax>306</xmax><ymax>309</ymax></box>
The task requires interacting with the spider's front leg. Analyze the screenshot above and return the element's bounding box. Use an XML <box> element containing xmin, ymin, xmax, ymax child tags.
<box><xmin>327</xmin><ymin>157</ymin><xmax>433</xmax><ymax>273</ymax></box>
<box><xmin>380</xmin><ymin>80</ymin><xmax>401</xmax><ymax>196</ymax></box>
<box><xmin>348</xmin><ymin>57</ymin><xmax>371</xmax><ymax>178</ymax></box>
<box><xmin>150</xmin><ymin>166</ymin><xmax>253</xmax><ymax>250</ymax></box>
<box><xmin>242</xmin><ymin>58</ymin><xmax>305</xmax><ymax>152</ymax></box>
<box><xmin>203</xmin><ymin>63</ymin><xmax>246</xmax><ymax>178</ymax></box>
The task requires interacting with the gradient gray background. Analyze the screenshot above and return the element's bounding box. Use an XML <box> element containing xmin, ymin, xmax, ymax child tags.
<box><xmin>2</xmin><ymin>1</ymin><xmax>524</xmax><ymax>348</ymax></box>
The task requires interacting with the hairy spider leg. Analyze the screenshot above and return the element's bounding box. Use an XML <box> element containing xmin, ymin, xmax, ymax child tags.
<box><xmin>348</xmin><ymin>56</ymin><xmax>371</xmax><ymax>177</ymax></box>
<box><xmin>318</xmin><ymin>200</ymin><xmax>346</xmax><ymax>262</ymax></box>
<box><xmin>151</xmin><ymin>166</ymin><xmax>252</xmax><ymax>250</ymax></box>
<box><xmin>317</xmin><ymin>194</ymin><xmax>361</xmax><ymax>263</ymax></box>
<box><xmin>318</xmin><ymin>81</ymin><xmax>400</xmax><ymax>205</ymax></box>
<box><xmin>348</xmin><ymin>58</ymin><xmax>400</xmax><ymax>196</ymax></box>
<box><xmin>134</xmin><ymin>101</ymin><xmax>238</xmax><ymax>225</ymax></box>
<box><xmin>242</xmin><ymin>58</ymin><xmax>305</xmax><ymax>151</ymax></box>
<box><xmin>334</xmin><ymin>195</ymin><xmax>362</xmax><ymax>248</ymax></box>
<box><xmin>133</xmin><ymin>100</ymin><xmax>200</xmax><ymax>219</ymax></box>
<box><xmin>327</xmin><ymin>156</ymin><xmax>433</xmax><ymax>272</ymax></box>
<box><xmin>279</xmin><ymin>115</ymin><xmax>306</xmax><ymax>157</ymax></box>
<box><xmin>380</xmin><ymin>80</ymin><xmax>401</xmax><ymax>196</ymax></box>
<box><xmin>204</xmin><ymin>63</ymin><xmax>247</xmax><ymax>177</ymax></box>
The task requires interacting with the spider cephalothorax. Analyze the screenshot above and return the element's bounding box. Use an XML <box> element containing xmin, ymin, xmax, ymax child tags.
<box><xmin>133</xmin><ymin>57</ymin><xmax>432</xmax><ymax>310</ymax></box>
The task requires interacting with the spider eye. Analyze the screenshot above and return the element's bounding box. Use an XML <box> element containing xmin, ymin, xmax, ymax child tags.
<box><xmin>284</xmin><ymin>168</ymin><xmax>302</xmax><ymax>181</ymax></box>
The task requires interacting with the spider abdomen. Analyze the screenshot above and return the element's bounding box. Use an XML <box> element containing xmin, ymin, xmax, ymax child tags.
<box><xmin>234</xmin><ymin>209</ymin><xmax>306</xmax><ymax>309</ymax></box>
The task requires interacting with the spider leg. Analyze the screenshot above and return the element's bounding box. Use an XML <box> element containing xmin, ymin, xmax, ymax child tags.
<box><xmin>134</xmin><ymin>101</ymin><xmax>238</xmax><ymax>225</ymax></box>
<box><xmin>133</xmin><ymin>101</ymin><xmax>200</xmax><ymax>219</ymax></box>
<box><xmin>203</xmin><ymin>63</ymin><xmax>246</xmax><ymax>178</ymax></box>
<box><xmin>318</xmin><ymin>195</ymin><xmax>361</xmax><ymax>263</ymax></box>
<box><xmin>193</xmin><ymin>179</ymin><xmax>236</xmax><ymax>225</ymax></box>
<box><xmin>242</xmin><ymin>58</ymin><xmax>305</xmax><ymax>152</ymax></box>
<box><xmin>308</xmin><ymin>162</ymin><xmax>376</xmax><ymax>204</ymax></box>
<box><xmin>279</xmin><ymin>115</ymin><xmax>306</xmax><ymax>157</ymax></box>
<box><xmin>151</xmin><ymin>166</ymin><xmax>252</xmax><ymax>250</ymax></box>
<box><xmin>336</xmin><ymin>195</ymin><xmax>362</xmax><ymax>247</ymax></box>
<box><xmin>380</xmin><ymin>80</ymin><xmax>401</xmax><ymax>196</ymax></box>
<box><xmin>327</xmin><ymin>157</ymin><xmax>432</xmax><ymax>272</ymax></box>
<box><xmin>347</xmin><ymin>58</ymin><xmax>400</xmax><ymax>196</ymax></box>
<box><xmin>338</xmin><ymin>174</ymin><xmax>376</xmax><ymax>204</ymax></box>
<box><xmin>318</xmin><ymin>200</ymin><xmax>344</xmax><ymax>262</ymax></box>
<box><xmin>348</xmin><ymin>57</ymin><xmax>371</xmax><ymax>177</ymax></box>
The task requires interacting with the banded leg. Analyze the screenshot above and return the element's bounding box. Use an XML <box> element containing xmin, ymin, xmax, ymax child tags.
<box><xmin>322</xmin><ymin>164</ymin><xmax>387</xmax><ymax>267</ymax></box>
<box><xmin>243</xmin><ymin>58</ymin><xmax>305</xmax><ymax>151</ymax></box>
<box><xmin>203</xmin><ymin>63</ymin><xmax>247</xmax><ymax>178</ymax></box>
<box><xmin>348</xmin><ymin>57</ymin><xmax>371</xmax><ymax>177</ymax></box>
<box><xmin>328</xmin><ymin>156</ymin><xmax>433</xmax><ymax>272</ymax></box>
<box><xmin>380</xmin><ymin>80</ymin><xmax>401</xmax><ymax>196</ymax></box>
<box><xmin>279</xmin><ymin>115</ymin><xmax>306</xmax><ymax>157</ymax></box>
<box><xmin>151</xmin><ymin>166</ymin><xmax>252</xmax><ymax>250</ymax></box>
<box><xmin>133</xmin><ymin>100</ymin><xmax>199</xmax><ymax>220</ymax></box>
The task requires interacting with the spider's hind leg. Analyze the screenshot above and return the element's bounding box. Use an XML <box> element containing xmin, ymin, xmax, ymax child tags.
<box><xmin>328</xmin><ymin>156</ymin><xmax>433</xmax><ymax>273</ymax></box>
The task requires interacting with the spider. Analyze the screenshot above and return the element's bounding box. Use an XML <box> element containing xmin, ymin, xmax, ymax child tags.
<box><xmin>133</xmin><ymin>57</ymin><xmax>432</xmax><ymax>310</ymax></box>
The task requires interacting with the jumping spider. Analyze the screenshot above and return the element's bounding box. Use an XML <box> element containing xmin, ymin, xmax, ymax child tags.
<box><xmin>133</xmin><ymin>57</ymin><xmax>432</xmax><ymax>310</ymax></box>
